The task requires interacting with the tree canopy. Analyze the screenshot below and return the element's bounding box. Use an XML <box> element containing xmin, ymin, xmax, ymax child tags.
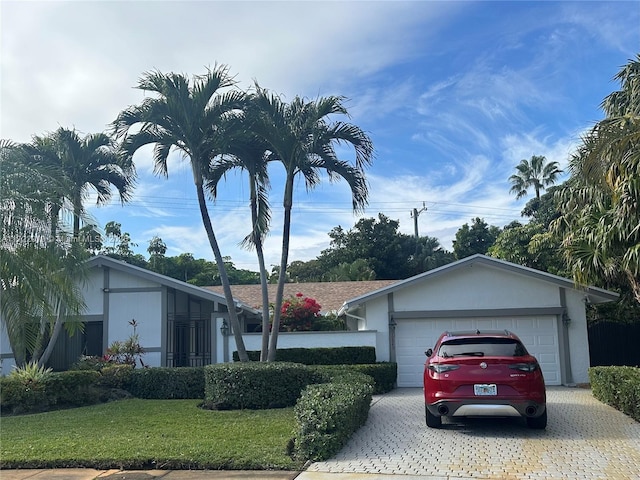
<box><xmin>553</xmin><ymin>55</ymin><xmax>640</xmax><ymax>304</ymax></box>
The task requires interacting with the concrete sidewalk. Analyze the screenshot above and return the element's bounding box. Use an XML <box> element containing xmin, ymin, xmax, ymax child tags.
<box><xmin>0</xmin><ymin>470</ymin><xmax>301</xmax><ymax>480</ymax></box>
<box><xmin>0</xmin><ymin>471</ymin><xmax>479</xmax><ymax>480</ymax></box>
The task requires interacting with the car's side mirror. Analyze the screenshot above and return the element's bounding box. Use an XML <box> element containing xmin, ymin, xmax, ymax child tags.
<box><xmin>425</xmin><ymin>348</ymin><xmax>433</xmax><ymax>357</ymax></box>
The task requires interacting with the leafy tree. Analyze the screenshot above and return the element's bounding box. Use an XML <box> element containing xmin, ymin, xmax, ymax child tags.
<box><xmin>452</xmin><ymin>217</ymin><xmax>500</xmax><ymax>259</ymax></box>
<box><xmin>296</xmin><ymin>214</ymin><xmax>452</xmax><ymax>281</ymax></box>
<box><xmin>111</xmin><ymin>66</ymin><xmax>250</xmax><ymax>361</ymax></box>
<box><xmin>102</xmin><ymin>221</ymin><xmax>137</xmax><ymax>257</ymax></box>
<box><xmin>553</xmin><ymin>55</ymin><xmax>640</xmax><ymax>304</ymax></box>
<box><xmin>509</xmin><ymin>155</ymin><xmax>563</xmax><ymax>200</ymax></box>
<box><xmin>287</xmin><ymin>259</ymin><xmax>325</xmax><ymax>282</ymax></box>
<box><xmin>325</xmin><ymin>259</ymin><xmax>377</xmax><ymax>281</ymax></box>
<box><xmin>1</xmin><ymin>140</ymin><xmax>87</xmax><ymax>367</ymax></box>
<box><xmin>489</xmin><ymin>187</ymin><xmax>566</xmax><ymax>275</ymax></box>
<box><xmin>250</xmin><ymin>86</ymin><xmax>373</xmax><ymax>361</ymax></box>
<box><xmin>319</xmin><ymin>214</ymin><xmax>406</xmax><ymax>279</ymax></box>
<box><xmin>79</xmin><ymin>224</ymin><xmax>103</xmax><ymax>255</ymax></box>
<box><xmin>147</xmin><ymin>235</ymin><xmax>167</xmax><ymax>271</ymax></box>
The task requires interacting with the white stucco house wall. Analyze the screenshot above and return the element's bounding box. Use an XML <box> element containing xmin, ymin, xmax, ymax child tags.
<box><xmin>0</xmin><ymin>255</ymin><xmax>379</xmax><ymax>374</ymax></box>
<box><xmin>338</xmin><ymin>254</ymin><xmax>618</xmax><ymax>387</ymax></box>
<box><xmin>0</xmin><ymin>255</ymin><xmax>263</xmax><ymax>374</ymax></box>
<box><xmin>1</xmin><ymin>254</ymin><xmax>617</xmax><ymax>387</ymax></box>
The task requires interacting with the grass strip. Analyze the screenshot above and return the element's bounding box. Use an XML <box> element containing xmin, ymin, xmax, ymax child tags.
<box><xmin>0</xmin><ymin>399</ymin><xmax>303</xmax><ymax>470</ymax></box>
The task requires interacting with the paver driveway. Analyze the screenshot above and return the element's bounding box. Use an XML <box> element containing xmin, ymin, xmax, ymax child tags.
<box><xmin>307</xmin><ymin>387</ymin><xmax>640</xmax><ymax>480</ymax></box>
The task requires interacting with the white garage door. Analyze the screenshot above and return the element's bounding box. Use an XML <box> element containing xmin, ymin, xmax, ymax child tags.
<box><xmin>395</xmin><ymin>316</ymin><xmax>561</xmax><ymax>387</ymax></box>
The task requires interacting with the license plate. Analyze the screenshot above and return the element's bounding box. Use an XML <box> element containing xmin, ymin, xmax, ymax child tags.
<box><xmin>474</xmin><ymin>384</ymin><xmax>497</xmax><ymax>396</ymax></box>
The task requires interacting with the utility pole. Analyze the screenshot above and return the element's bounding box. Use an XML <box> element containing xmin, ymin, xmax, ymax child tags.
<box><xmin>411</xmin><ymin>202</ymin><xmax>427</xmax><ymax>237</ymax></box>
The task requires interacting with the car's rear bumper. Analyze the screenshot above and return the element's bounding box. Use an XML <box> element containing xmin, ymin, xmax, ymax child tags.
<box><xmin>426</xmin><ymin>398</ymin><xmax>546</xmax><ymax>418</ymax></box>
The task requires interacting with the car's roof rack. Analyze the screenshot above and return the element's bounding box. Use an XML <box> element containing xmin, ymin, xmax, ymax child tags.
<box><xmin>445</xmin><ymin>329</ymin><xmax>513</xmax><ymax>337</ymax></box>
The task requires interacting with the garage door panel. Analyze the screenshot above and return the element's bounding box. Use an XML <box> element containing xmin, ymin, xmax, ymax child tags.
<box><xmin>453</xmin><ymin>319</ymin><xmax>474</xmax><ymax>330</ymax></box>
<box><xmin>395</xmin><ymin>316</ymin><xmax>560</xmax><ymax>387</ymax></box>
<box><xmin>474</xmin><ymin>319</ymin><xmax>496</xmax><ymax>330</ymax></box>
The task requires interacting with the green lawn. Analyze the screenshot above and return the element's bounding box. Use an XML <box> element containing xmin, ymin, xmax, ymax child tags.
<box><xmin>0</xmin><ymin>399</ymin><xmax>304</xmax><ymax>470</ymax></box>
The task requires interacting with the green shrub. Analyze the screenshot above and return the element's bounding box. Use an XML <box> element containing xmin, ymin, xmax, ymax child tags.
<box><xmin>71</xmin><ymin>355</ymin><xmax>111</xmax><ymax>371</ymax></box>
<box><xmin>589</xmin><ymin>366</ymin><xmax>640</xmax><ymax>421</ymax></box>
<box><xmin>204</xmin><ymin>362</ymin><xmax>318</xmax><ymax>410</ymax></box>
<box><xmin>127</xmin><ymin>367</ymin><xmax>205</xmax><ymax>399</ymax></box>
<box><xmin>45</xmin><ymin>370</ymin><xmax>100</xmax><ymax>406</ymax></box>
<box><xmin>310</xmin><ymin>363</ymin><xmax>396</xmax><ymax>394</ymax></box>
<box><xmin>0</xmin><ymin>377</ymin><xmax>49</xmax><ymax>414</ymax></box>
<box><xmin>293</xmin><ymin>377</ymin><xmax>373</xmax><ymax>461</ymax></box>
<box><xmin>97</xmin><ymin>364</ymin><xmax>134</xmax><ymax>389</ymax></box>
<box><xmin>0</xmin><ymin>370</ymin><xmax>100</xmax><ymax>415</ymax></box>
<box><xmin>233</xmin><ymin>346</ymin><xmax>376</xmax><ymax>365</ymax></box>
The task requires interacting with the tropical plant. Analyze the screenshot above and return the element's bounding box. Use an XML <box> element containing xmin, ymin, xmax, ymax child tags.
<box><xmin>205</xmin><ymin>110</ymin><xmax>274</xmax><ymax>361</ymax></box>
<box><xmin>509</xmin><ymin>155</ymin><xmax>563</xmax><ymax>200</ymax></box>
<box><xmin>250</xmin><ymin>86</ymin><xmax>374</xmax><ymax>360</ymax></box>
<box><xmin>0</xmin><ymin>140</ymin><xmax>87</xmax><ymax>367</ymax></box>
<box><xmin>8</xmin><ymin>361</ymin><xmax>53</xmax><ymax>382</ymax></box>
<box><xmin>111</xmin><ymin>65</ymin><xmax>250</xmax><ymax>361</ymax></box>
<box><xmin>553</xmin><ymin>55</ymin><xmax>640</xmax><ymax>304</ymax></box>
<box><xmin>56</xmin><ymin>127</ymin><xmax>135</xmax><ymax>238</ymax></box>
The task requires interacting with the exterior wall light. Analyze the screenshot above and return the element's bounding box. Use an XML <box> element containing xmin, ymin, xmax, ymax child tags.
<box><xmin>220</xmin><ymin>319</ymin><xmax>230</xmax><ymax>336</ymax></box>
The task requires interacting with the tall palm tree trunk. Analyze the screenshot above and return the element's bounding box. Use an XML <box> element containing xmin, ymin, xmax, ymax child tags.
<box><xmin>194</xmin><ymin>181</ymin><xmax>249</xmax><ymax>362</ymax></box>
<box><xmin>249</xmin><ymin>188</ymin><xmax>271</xmax><ymax>361</ymax></box>
<box><xmin>267</xmin><ymin>176</ymin><xmax>294</xmax><ymax>361</ymax></box>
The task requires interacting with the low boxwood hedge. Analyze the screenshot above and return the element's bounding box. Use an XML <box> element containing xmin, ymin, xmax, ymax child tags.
<box><xmin>127</xmin><ymin>366</ymin><xmax>205</xmax><ymax>399</ymax></box>
<box><xmin>233</xmin><ymin>346</ymin><xmax>376</xmax><ymax>365</ymax></box>
<box><xmin>293</xmin><ymin>373</ymin><xmax>373</xmax><ymax>461</ymax></box>
<box><xmin>309</xmin><ymin>363</ymin><xmax>396</xmax><ymax>394</ymax></box>
<box><xmin>203</xmin><ymin>362</ymin><xmax>320</xmax><ymax>410</ymax></box>
<box><xmin>589</xmin><ymin>366</ymin><xmax>640</xmax><ymax>422</ymax></box>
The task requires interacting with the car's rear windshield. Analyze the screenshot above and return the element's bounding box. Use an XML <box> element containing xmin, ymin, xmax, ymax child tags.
<box><xmin>438</xmin><ymin>338</ymin><xmax>528</xmax><ymax>358</ymax></box>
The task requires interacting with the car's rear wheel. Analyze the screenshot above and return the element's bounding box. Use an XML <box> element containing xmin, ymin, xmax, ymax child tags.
<box><xmin>526</xmin><ymin>408</ymin><xmax>547</xmax><ymax>429</ymax></box>
<box><xmin>426</xmin><ymin>405</ymin><xmax>442</xmax><ymax>428</ymax></box>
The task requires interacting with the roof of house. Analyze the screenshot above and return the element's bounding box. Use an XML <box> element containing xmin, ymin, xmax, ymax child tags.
<box><xmin>338</xmin><ymin>254</ymin><xmax>619</xmax><ymax>314</ymax></box>
<box><xmin>86</xmin><ymin>255</ymin><xmax>259</xmax><ymax>314</ymax></box>
<box><xmin>205</xmin><ymin>280</ymin><xmax>398</xmax><ymax>313</ymax></box>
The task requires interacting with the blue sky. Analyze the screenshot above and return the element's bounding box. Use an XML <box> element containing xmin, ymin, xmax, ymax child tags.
<box><xmin>2</xmin><ymin>1</ymin><xmax>638</xmax><ymax>272</ymax></box>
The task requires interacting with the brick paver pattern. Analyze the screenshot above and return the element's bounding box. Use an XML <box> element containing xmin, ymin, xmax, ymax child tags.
<box><xmin>307</xmin><ymin>387</ymin><xmax>640</xmax><ymax>480</ymax></box>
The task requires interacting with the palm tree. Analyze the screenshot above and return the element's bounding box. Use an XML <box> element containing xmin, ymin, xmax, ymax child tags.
<box><xmin>205</xmin><ymin>111</ymin><xmax>274</xmax><ymax>361</ymax></box>
<box><xmin>53</xmin><ymin>128</ymin><xmax>136</xmax><ymax>238</ymax></box>
<box><xmin>553</xmin><ymin>55</ymin><xmax>640</xmax><ymax>303</ymax></box>
<box><xmin>0</xmin><ymin>140</ymin><xmax>86</xmax><ymax>367</ymax></box>
<box><xmin>509</xmin><ymin>155</ymin><xmax>563</xmax><ymax>200</ymax></box>
<box><xmin>250</xmin><ymin>86</ymin><xmax>374</xmax><ymax>361</ymax></box>
<box><xmin>111</xmin><ymin>66</ymin><xmax>250</xmax><ymax>361</ymax></box>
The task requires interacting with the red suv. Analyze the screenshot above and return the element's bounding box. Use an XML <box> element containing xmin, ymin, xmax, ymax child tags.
<box><xmin>423</xmin><ymin>330</ymin><xmax>547</xmax><ymax>429</ymax></box>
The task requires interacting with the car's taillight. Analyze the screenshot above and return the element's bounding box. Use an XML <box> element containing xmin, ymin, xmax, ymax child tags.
<box><xmin>509</xmin><ymin>362</ymin><xmax>539</xmax><ymax>372</ymax></box>
<box><xmin>428</xmin><ymin>364</ymin><xmax>460</xmax><ymax>373</ymax></box>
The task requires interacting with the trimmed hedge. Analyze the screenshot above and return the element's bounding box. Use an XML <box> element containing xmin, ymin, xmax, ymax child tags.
<box><xmin>589</xmin><ymin>366</ymin><xmax>640</xmax><ymax>422</ymax></box>
<box><xmin>96</xmin><ymin>364</ymin><xmax>134</xmax><ymax>389</ymax></box>
<box><xmin>309</xmin><ymin>363</ymin><xmax>397</xmax><ymax>394</ymax></box>
<box><xmin>293</xmin><ymin>373</ymin><xmax>373</xmax><ymax>461</ymax></box>
<box><xmin>204</xmin><ymin>362</ymin><xmax>320</xmax><ymax>410</ymax></box>
<box><xmin>0</xmin><ymin>370</ymin><xmax>100</xmax><ymax>415</ymax></box>
<box><xmin>127</xmin><ymin>367</ymin><xmax>205</xmax><ymax>399</ymax></box>
<box><xmin>233</xmin><ymin>346</ymin><xmax>376</xmax><ymax>365</ymax></box>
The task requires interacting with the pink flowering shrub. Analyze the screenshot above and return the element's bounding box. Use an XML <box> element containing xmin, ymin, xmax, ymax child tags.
<box><xmin>280</xmin><ymin>293</ymin><xmax>322</xmax><ymax>332</ymax></box>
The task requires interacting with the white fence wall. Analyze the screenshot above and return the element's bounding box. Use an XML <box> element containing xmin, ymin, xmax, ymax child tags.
<box><xmin>216</xmin><ymin>329</ymin><xmax>378</xmax><ymax>363</ymax></box>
